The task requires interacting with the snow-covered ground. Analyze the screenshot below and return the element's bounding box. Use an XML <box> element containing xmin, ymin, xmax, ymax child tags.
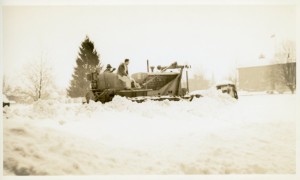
<box><xmin>3</xmin><ymin>92</ymin><xmax>296</xmax><ymax>175</ymax></box>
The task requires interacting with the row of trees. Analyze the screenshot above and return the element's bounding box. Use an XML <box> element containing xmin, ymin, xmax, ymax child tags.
<box><xmin>3</xmin><ymin>36</ymin><xmax>101</xmax><ymax>102</ymax></box>
<box><xmin>186</xmin><ymin>73</ymin><xmax>212</xmax><ymax>92</ymax></box>
<box><xmin>3</xmin><ymin>56</ymin><xmax>55</xmax><ymax>102</ymax></box>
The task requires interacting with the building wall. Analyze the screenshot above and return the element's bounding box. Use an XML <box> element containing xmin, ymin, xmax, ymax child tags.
<box><xmin>238</xmin><ymin>63</ymin><xmax>296</xmax><ymax>92</ymax></box>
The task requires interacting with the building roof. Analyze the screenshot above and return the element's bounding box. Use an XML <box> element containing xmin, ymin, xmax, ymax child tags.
<box><xmin>238</xmin><ymin>61</ymin><xmax>296</xmax><ymax>70</ymax></box>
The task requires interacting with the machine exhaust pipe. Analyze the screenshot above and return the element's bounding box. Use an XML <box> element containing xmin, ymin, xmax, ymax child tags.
<box><xmin>147</xmin><ymin>59</ymin><xmax>150</xmax><ymax>73</ymax></box>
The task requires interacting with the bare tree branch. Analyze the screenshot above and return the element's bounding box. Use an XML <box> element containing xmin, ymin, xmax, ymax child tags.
<box><xmin>270</xmin><ymin>40</ymin><xmax>296</xmax><ymax>94</ymax></box>
<box><xmin>22</xmin><ymin>55</ymin><xmax>54</xmax><ymax>101</ymax></box>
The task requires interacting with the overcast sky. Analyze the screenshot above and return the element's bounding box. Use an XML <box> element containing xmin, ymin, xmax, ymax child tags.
<box><xmin>3</xmin><ymin>5</ymin><xmax>296</xmax><ymax>89</ymax></box>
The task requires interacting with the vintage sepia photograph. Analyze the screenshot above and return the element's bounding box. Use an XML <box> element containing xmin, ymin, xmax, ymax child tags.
<box><xmin>1</xmin><ymin>0</ymin><xmax>298</xmax><ymax>178</ymax></box>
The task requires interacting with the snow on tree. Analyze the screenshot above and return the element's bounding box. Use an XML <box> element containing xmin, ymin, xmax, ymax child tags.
<box><xmin>2</xmin><ymin>75</ymin><xmax>13</xmax><ymax>96</ymax></box>
<box><xmin>22</xmin><ymin>57</ymin><xmax>54</xmax><ymax>101</ymax></box>
<box><xmin>67</xmin><ymin>36</ymin><xmax>101</xmax><ymax>98</ymax></box>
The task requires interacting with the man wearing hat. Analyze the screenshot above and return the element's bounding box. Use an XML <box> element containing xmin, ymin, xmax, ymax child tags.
<box><xmin>104</xmin><ymin>64</ymin><xmax>115</xmax><ymax>73</ymax></box>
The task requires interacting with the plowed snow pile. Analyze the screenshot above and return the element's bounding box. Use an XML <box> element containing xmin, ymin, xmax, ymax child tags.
<box><xmin>3</xmin><ymin>92</ymin><xmax>296</xmax><ymax>175</ymax></box>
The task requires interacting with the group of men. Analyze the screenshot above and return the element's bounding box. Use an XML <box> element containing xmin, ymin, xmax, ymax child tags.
<box><xmin>104</xmin><ymin>59</ymin><xmax>139</xmax><ymax>89</ymax></box>
<box><xmin>104</xmin><ymin>59</ymin><xmax>129</xmax><ymax>75</ymax></box>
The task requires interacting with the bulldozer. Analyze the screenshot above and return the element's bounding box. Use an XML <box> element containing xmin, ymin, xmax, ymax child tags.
<box><xmin>84</xmin><ymin>61</ymin><xmax>196</xmax><ymax>103</ymax></box>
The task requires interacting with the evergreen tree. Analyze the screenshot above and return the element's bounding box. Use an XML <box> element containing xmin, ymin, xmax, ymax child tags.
<box><xmin>67</xmin><ymin>36</ymin><xmax>101</xmax><ymax>97</ymax></box>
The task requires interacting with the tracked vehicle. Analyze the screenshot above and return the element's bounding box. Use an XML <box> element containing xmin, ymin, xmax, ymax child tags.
<box><xmin>85</xmin><ymin>62</ymin><xmax>195</xmax><ymax>103</ymax></box>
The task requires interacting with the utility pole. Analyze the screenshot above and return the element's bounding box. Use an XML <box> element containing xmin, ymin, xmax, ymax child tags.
<box><xmin>186</xmin><ymin>70</ymin><xmax>189</xmax><ymax>93</ymax></box>
<box><xmin>270</xmin><ymin>34</ymin><xmax>276</xmax><ymax>59</ymax></box>
<box><xmin>147</xmin><ymin>59</ymin><xmax>150</xmax><ymax>73</ymax></box>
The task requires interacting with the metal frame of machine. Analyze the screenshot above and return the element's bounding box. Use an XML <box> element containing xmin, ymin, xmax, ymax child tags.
<box><xmin>85</xmin><ymin>62</ymin><xmax>191</xmax><ymax>103</ymax></box>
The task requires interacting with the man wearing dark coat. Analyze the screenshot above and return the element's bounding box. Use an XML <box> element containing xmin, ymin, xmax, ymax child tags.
<box><xmin>117</xmin><ymin>59</ymin><xmax>131</xmax><ymax>89</ymax></box>
<box><xmin>117</xmin><ymin>59</ymin><xmax>129</xmax><ymax>77</ymax></box>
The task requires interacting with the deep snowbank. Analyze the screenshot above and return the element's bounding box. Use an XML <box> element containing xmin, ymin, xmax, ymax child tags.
<box><xmin>3</xmin><ymin>93</ymin><xmax>296</xmax><ymax>175</ymax></box>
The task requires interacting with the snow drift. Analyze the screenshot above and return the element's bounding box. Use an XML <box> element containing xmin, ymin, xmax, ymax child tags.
<box><xmin>3</xmin><ymin>92</ymin><xmax>296</xmax><ymax>175</ymax></box>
